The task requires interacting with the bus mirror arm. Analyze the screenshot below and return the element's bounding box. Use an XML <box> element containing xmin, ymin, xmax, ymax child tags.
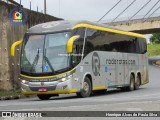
<box><xmin>11</xmin><ymin>40</ymin><xmax>23</xmax><ymax>57</ymax></box>
<box><xmin>67</xmin><ymin>35</ymin><xmax>80</xmax><ymax>53</ymax></box>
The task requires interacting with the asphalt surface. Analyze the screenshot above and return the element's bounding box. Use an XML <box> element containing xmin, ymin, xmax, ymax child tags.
<box><xmin>0</xmin><ymin>57</ymin><xmax>160</xmax><ymax>120</ymax></box>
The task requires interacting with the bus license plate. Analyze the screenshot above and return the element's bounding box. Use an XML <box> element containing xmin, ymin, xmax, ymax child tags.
<box><xmin>38</xmin><ymin>88</ymin><xmax>47</xmax><ymax>92</ymax></box>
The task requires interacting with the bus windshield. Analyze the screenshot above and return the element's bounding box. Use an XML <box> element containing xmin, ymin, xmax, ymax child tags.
<box><xmin>21</xmin><ymin>32</ymin><xmax>71</xmax><ymax>75</ymax></box>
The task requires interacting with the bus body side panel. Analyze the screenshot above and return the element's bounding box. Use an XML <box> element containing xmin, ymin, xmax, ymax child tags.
<box><xmin>98</xmin><ymin>51</ymin><xmax>117</xmax><ymax>88</ymax></box>
<box><xmin>116</xmin><ymin>52</ymin><xmax>125</xmax><ymax>87</ymax></box>
<box><xmin>77</xmin><ymin>51</ymin><xmax>108</xmax><ymax>91</ymax></box>
<box><xmin>124</xmin><ymin>53</ymin><xmax>129</xmax><ymax>86</ymax></box>
<box><xmin>77</xmin><ymin>51</ymin><xmax>146</xmax><ymax>90</ymax></box>
<box><xmin>78</xmin><ymin>51</ymin><xmax>125</xmax><ymax>90</ymax></box>
<box><xmin>128</xmin><ymin>53</ymin><xmax>140</xmax><ymax>82</ymax></box>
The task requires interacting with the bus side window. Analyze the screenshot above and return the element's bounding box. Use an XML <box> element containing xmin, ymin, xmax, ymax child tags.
<box><xmin>140</xmin><ymin>38</ymin><xmax>147</xmax><ymax>54</ymax></box>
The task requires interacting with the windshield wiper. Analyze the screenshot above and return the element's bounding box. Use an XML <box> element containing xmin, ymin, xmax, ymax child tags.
<box><xmin>43</xmin><ymin>56</ymin><xmax>55</xmax><ymax>73</ymax></box>
<box><xmin>30</xmin><ymin>48</ymin><xmax>40</xmax><ymax>72</ymax></box>
<box><xmin>43</xmin><ymin>48</ymin><xmax>55</xmax><ymax>73</ymax></box>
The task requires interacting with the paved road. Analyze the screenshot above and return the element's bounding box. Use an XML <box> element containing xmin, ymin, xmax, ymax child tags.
<box><xmin>0</xmin><ymin>58</ymin><xmax>160</xmax><ymax>119</ymax></box>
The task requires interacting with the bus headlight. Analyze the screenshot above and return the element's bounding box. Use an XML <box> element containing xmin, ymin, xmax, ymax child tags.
<box><xmin>58</xmin><ymin>78</ymin><xmax>66</xmax><ymax>82</ymax></box>
<box><xmin>59</xmin><ymin>75</ymin><xmax>72</xmax><ymax>82</ymax></box>
<box><xmin>21</xmin><ymin>80</ymin><xmax>29</xmax><ymax>84</ymax></box>
<box><xmin>61</xmin><ymin>78</ymin><xmax>67</xmax><ymax>82</ymax></box>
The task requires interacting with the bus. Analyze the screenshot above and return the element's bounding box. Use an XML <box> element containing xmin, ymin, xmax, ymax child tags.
<box><xmin>11</xmin><ymin>20</ymin><xmax>149</xmax><ymax>100</ymax></box>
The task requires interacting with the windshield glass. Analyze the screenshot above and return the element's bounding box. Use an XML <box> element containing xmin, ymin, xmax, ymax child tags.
<box><xmin>21</xmin><ymin>32</ymin><xmax>71</xmax><ymax>75</ymax></box>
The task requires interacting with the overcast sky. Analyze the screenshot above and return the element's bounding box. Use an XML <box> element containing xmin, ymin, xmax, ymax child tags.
<box><xmin>14</xmin><ymin>0</ymin><xmax>160</xmax><ymax>22</ymax></box>
<box><xmin>13</xmin><ymin>0</ymin><xmax>160</xmax><ymax>41</ymax></box>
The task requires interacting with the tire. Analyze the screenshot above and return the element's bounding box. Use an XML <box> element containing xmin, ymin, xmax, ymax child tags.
<box><xmin>127</xmin><ymin>74</ymin><xmax>135</xmax><ymax>91</ymax></box>
<box><xmin>37</xmin><ymin>94</ymin><xmax>51</xmax><ymax>100</ymax></box>
<box><xmin>77</xmin><ymin>77</ymin><xmax>92</xmax><ymax>98</ymax></box>
<box><xmin>135</xmin><ymin>75</ymin><xmax>141</xmax><ymax>90</ymax></box>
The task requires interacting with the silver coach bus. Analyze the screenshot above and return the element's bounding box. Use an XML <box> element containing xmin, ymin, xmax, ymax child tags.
<box><xmin>11</xmin><ymin>20</ymin><xmax>149</xmax><ymax>100</ymax></box>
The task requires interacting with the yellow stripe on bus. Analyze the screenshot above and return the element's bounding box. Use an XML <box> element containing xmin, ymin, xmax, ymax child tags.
<box><xmin>92</xmin><ymin>86</ymin><xmax>107</xmax><ymax>91</ymax></box>
<box><xmin>22</xmin><ymin>89</ymin><xmax>78</xmax><ymax>95</ymax></box>
<box><xmin>72</xmin><ymin>23</ymin><xmax>145</xmax><ymax>38</ymax></box>
<box><xmin>20</xmin><ymin>68</ymin><xmax>76</xmax><ymax>79</ymax></box>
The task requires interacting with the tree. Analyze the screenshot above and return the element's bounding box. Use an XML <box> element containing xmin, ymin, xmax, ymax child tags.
<box><xmin>150</xmin><ymin>33</ymin><xmax>160</xmax><ymax>44</ymax></box>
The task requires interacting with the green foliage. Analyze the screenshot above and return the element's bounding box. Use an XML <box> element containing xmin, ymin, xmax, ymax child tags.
<box><xmin>147</xmin><ymin>43</ymin><xmax>160</xmax><ymax>57</ymax></box>
<box><xmin>150</xmin><ymin>33</ymin><xmax>160</xmax><ymax>43</ymax></box>
<box><xmin>0</xmin><ymin>90</ymin><xmax>21</xmax><ymax>97</ymax></box>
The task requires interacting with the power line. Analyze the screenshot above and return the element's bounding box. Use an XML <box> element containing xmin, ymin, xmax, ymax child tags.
<box><xmin>144</xmin><ymin>5</ymin><xmax>160</xmax><ymax>22</ymax></box>
<box><xmin>129</xmin><ymin>0</ymin><xmax>151</xmax><ymax>20</ymax></box>
<box><xmin>142</xmin><ymin>0</ymin><xmax>160</xmax><ymax>19</ymax></box>
<box><xmin>111</xmin><ymin>0</ymin><xmax>136</xmax><ymax>23</ymax></box>
<box><xmin>97</xmin><ymin>0</ymin><xmax>122</xmax><ymax>23</ymax></box>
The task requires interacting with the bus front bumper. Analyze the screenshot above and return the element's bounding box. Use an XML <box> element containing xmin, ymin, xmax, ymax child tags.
<box><xmin>21</xmin><ymin>80</ymin><xmax>78</xmax><ymax>95</ymax></box>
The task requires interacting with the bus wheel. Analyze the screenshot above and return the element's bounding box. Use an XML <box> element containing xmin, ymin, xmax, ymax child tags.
<box><xmin>127</xmin><ymin>74</ymin><xmax>135</xmax><ymax>91</ymax></box>
<box><xmin>77</xmin><ymin>77</ymin><xmax>92</xmax><ymax>98</ymax></box>
<box><xmin>37</xmin><ymin>94</ymin><xmax>51</xmax><ymax>100</ymax></box>
<box><xmin>135</xmin><ymin>75</ymin><xmax>140</xmax><ymax>90</ymax></box>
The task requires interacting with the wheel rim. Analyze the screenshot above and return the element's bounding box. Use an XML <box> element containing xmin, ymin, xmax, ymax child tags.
<box><xmin>83</xmin><ymin>82</ymin><xmax>89</xmax><ymax>93</ymax></box>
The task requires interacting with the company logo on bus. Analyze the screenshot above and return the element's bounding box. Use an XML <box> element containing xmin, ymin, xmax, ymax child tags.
<box><xmin>41</xmin><ymin>82</ymin><xmax>44</xmax><ymax>86</ymax></box>
<box><xmin>92</xmin><ymin>52</ymin><xmax>100</xmax><ymax>76</ymax></box>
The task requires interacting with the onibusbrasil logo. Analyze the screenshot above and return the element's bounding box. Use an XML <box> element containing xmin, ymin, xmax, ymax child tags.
<box><xmin>9</xmin><ymin>8</ymin><xmax>28</xmax><ymax>26</ymax></box>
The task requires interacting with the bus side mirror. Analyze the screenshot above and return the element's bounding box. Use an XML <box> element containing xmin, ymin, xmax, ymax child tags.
<box><xmin>67</xmin><ymin>35</ymin><xmax>80</xmax><ymax>53</ymax></box>
<box><xmin>11</xmin><ymin>40</ymin><xmax>23</xmax><ymax>56</ymax></box>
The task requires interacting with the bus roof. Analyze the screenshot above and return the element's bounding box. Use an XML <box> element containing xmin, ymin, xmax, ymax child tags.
<box><xmin>27</xmin><ymin>20</ymin><xmax>145</xmax><ymax>38</ymax></box>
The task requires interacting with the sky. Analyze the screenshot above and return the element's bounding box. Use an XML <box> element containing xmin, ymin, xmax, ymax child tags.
<box><xmin>13</xmin><ymin>0</ymin><xmax>160</xmax><ymax>41</ymax></box>
<box><xmin>13</xmin><ymin>0</ymin><xmax>160</xmax><ymax>21</ymax></box>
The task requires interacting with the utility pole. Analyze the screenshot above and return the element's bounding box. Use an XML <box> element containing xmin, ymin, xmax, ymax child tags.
<box><xmin>30</xmin><ymin>1</ymin><xmax>31</xmax><ymax>10</ymax></box>
<box><xmin>44</xmin><ymin>0</ymin><xmax>46</xmax><ymax>14</ymax></box>
<box><xmin>20</xmin><ymin>0</ymin><xmax>21</xmax><ymax>8</ymax></box>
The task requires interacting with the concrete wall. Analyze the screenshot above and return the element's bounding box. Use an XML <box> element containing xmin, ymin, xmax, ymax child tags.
<box><xmin>0</xmin><ymin>1</ymin><xmax>61</xmax><ymax>91</ymax></box>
